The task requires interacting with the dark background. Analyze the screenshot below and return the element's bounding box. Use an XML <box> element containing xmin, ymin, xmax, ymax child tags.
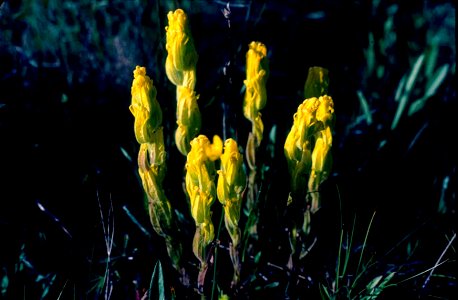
<box><xmin>0</xmin><ymin>0</ymin><xmax>456</xmax><ymax>299</ymax></box>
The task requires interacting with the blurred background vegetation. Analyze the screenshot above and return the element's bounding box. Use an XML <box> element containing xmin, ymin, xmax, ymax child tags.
<box><xmin>0</xmin><ymin>0</ymin><xmax>456</xmax><ymax>299</ymax></box>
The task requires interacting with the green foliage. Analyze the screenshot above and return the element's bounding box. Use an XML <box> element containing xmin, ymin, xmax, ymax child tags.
<box><xmin>149</xmin><ymin>260</ymin><xmax>166</xmax><ymax>300</ymax></box>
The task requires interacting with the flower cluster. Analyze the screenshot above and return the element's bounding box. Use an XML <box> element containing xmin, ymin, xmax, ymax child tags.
<box><xmin>284</xmin><ymin>95</ymin><xmax>335</xmax><ymax>213</ymax></box>
<box><xmin>129</xmin><ymin>8</ymin><xmax>335</xmax><ymax>294</ymax></box>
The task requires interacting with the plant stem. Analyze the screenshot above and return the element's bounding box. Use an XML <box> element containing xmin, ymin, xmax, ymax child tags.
<box><xmin>211</xmin><ymin>208</ymin><xmax>225</xmax><ymax>300</ymax></box>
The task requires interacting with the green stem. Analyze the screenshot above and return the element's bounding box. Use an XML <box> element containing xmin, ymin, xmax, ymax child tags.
<box><xmin>211</xmin><ymin>208</ymin><xmax>225</xmax><ymax>300</ymax></box>
<box><xmin>335</xmin><ymin>229</ymin><xmax>343</xmax><ymax>293</ymax></box>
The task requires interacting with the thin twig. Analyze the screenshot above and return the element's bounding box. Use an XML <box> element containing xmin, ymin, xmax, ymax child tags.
<box><xmin>422</xmin><ymin>232</ymin><xmax>456</xmax><ymax>289</ymax></box>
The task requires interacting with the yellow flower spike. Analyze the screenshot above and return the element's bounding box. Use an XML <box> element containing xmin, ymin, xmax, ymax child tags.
<box><xmin>185</xmin><ymin>135</ymin><xmax>221</xmax><ymax>265</ymax></box>
<box><xmin>284</xmin><ymin>97</ymin><xmax>318</xmax><ymax>179</ymax></box>
<box><xmin>175</xmin><ymin>86</ymin><xmax>202</xmax><ymax>155</ymax></box>
<box><xmin>130</xmin><ymin>66</ymin><xmax>163</xmax><ymax>144</ymax></box>
<box><xmin>217</xmin><ymin>139</ymin><xmax>246</xmax><ymax>245</ymax></box>
<box><xmin>130</xmin><ymin>66</ymin><xmax>182</xmax><ymax>272</ymax></box>
<box><xmin>243</xmin><ymin>41</ymin><xmax>269</xmax><ymax>146</ymax></box>
<box><xmin>217</xmin><ymin>138</ymin><xmax>246</xmax><ymax>286</ymax></box>
<box><xmin>165</xmin><ymin>9</ymin><xmax>202</xmax><ymax>156</ymax></box>
<box><xmin>217</xmin><ymin>139</ymin><xmax>246</xmax><ymax>205</ymax></box>
<box><xmin>165</xmin><ymin>8</ymin><xmax>198</xmax><ymax>90</ymax></box>
<box><xmin>284</xmin><ymin>96</ymin><xmax>335</xmax><ymax>204</ymax></box>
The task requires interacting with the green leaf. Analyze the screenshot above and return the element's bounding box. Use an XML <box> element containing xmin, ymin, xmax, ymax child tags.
<box><xmin>405</xmin><ymin>54</ymin><xmax>425</xmax><ymax>93</ymax></box>
<box><xmin>149</xmin><ymin>260</ymin><xmax>166</xmax><ymax>300</ymax></box>
<box><xmin>364</xmin><ymin>272</ymin><xmax>395</xmax><ymax>299</ymax></box>
<box><xmin>391</xmin><ymin>54</ymin><xmax>425</xmax><ymax>129</ymax></box>
<box><xmin>394</xmin><ymin>74</ymin><xmax>407</xmax><ymax>102</ymax></box>
<box><xmin>366</xmin><ymin>275</ymin><xmax>383</xmax><ymax>291</ymax></box>
<box><xmin>120</xmin><ymin>146</ymin><xmax>132</xmax><ymax>162</ymax></box>
<box><xmin>1</xmin><ymin>273</ymin><xmax>8</xmax><ymax>297</ymax></box>
<box><xmin>254</xmin><ymin>251</ymin><xmax>262</xmax><ymax>264</ymax></box>
<box><xmin>357</xmin><ymin>90</ymin><xmax>372</xmax><ymax>125</ymax></box>
<box><xmin>264</xmin><ymin>282</ymin><xmax>279</xmax><ymax>289</ymax></box>
<box><xmin>408</xmin><ymin>64</ymin><xmax>449</xmax><ymax>116</ymax></box>
<box><xmin>425</xmin><ymin>64</ymin><xmax>449</xmax><ymax>98</ymax></box>
<box><xmin>254</xmin><ymin>282</ymin><xmax>279</xmax><ymax>291</ymax></box>
<box><xmin>319</xmin><ymin>283</ymin><xmax>331</xmax><ymax>300</ymax></box>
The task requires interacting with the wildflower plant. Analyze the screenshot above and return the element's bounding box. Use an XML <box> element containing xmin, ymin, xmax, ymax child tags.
<box><xmin>243</xmin><ymin>41</ymin><xmax>269</xmax><ymax>147</ymax></box>
<box><xmin>284</xmin><ymin>67</ymin><xmax>335</xmax><ymax>259</ymax></box>
<box><xmin>284</xmin><ymin>95</ymin><xmax>335</xmax><ymax>213</ymax></box>
<box><xmin>217</xmin><ymin>138</ymin><xmax>247</xmax><ymax>286</ymax></box>
<box><xmin>132</xmin><ymin>12</ymin><xmax>336</xmax><ymax>297</ymax></box>
<box><xmin>185</xmin><ymin>134</ymin><xmax>222</xmax><ymax>289</ymax></box>
<box><xmin>165</xmin><ymin>8</ymin><xmax>201</xmax><ymax>156</ymax></box>
<box><xmin>130</xmin><ymin>66</ymin><xmax>182</xmax><ymax>271</ymax></box>
<box><xmin>54</xmin><ymin>3</ymin><xmax>457</xmax><ymax>300</ymax></box>
<box><xmin>243</xmin><ymin>41</ymin><xmax>269</xmax><ymax>217</ymax></box>
<box><xmin>129</xmin><ymin>11</ymin><xmax>338</xmax><ymax>299</ymax></box>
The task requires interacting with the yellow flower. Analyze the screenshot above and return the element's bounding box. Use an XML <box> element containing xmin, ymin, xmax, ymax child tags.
<box><xmin>217</xmin><ymin>139</ymin><xmax>245</xmax><ymax>201</ymax></box>
<box><xmin>315</xmin><ymin>95</ymin><xmax>335</xmax><ymax>128</ymax></box>
<box><xmin>130</xmin><ymin>66</ymin><xmax>163</xmax><ymax>144</ymax></box>
<box><xmin>243</xmin><ymin>41</ymin><xmax>269</xmax><ymax>146</ymax></box>
<box><xmin>165</xmin><ymin>8</ymin><xmax>198</xmax><ymax>90</ymax></box>
<box><xmin>284</xmin><ymin>97</ymin><xmax>320</xmax><ymax>177</ymax></box>
<box><xmin>217</xmin><ymin>138</ymin><xmax>246</xmax><ymax>247</ymax></box>
<box><xmin>175</xmin><ymin>86</ymin><xmax>202</xmax><ymax>155</ymax></box>
<box><xmin>308</xmin><ymin>125</ymin><xmax>333</xmax><ymax>213</ymax></box>
<box><xmin>284</xmin><ymin>95</ymin><xmax>335</xmax><ymax>208</ymax></box>
<box><xmin>185</xmin><ymin>135</ymin><xmax>222</xmax><ymax>263</ymax></box>
<box><xmin>206</xmin><ymin>135</ymin><xmax>223</xmax><ymax>161</ymax></box>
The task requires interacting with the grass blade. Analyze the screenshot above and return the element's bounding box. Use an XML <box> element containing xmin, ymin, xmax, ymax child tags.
<box><xmin>149</xmin><ymin>260</ymin><xmax>165</xmax><ymax>300</ymax></box>
<box><xmin>357</xmin><ymin>90</ymin><xmax>373</xmax><ymax>125</ymax></box>
<box><xmin>391</xmin><ymin>54</ymin><xmax>425</xmax><ymax>129</ymax></box>
<box><xmin>352</xmin><ymin>211</ymin><xmax>376</xmax><ymax>290</ymax></box>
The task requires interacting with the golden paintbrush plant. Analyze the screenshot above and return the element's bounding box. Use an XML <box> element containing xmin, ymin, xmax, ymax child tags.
<box><xmin>243</xmin><ymin>41</ymin><xmax>269</xmax><ymax>146</ymax></box>
<box><xmin>165</xmin><ymin>8</ymin><xmax>201</xmax><ymax>156</ymax></box>
<box><xmin>217</xmin><ymin>138</ymin><xmax>246</xmax><ymax>247</ymax></box>
<box><xmin>284</xmin><ymin>95</ymin><xmax>335</xmax><ymax>213</ymax></box>
<box><xmin>130</xmin><ymin>65</ymin><xmax>182</xmax><ymax>271</ymax></box>
<box><xmin>185</xmin><ymin>135</ymin><xmax>222</xmax><ymax>267</ymax></box>
<box><xmin>217</xmin><ymin>138</ymin><xmax>246</xmax><ymax>286</ymax></box>
<box><xmin>165</xmin><ymin>8</ymin><xmax>198</xmax><ymax>90</ymax></box>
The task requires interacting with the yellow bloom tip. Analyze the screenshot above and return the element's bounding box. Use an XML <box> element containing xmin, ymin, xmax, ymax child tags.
<box><xmin>248</xmin><ymin>41</ymin><xmax>267</xmax><ymax>58</ymax></box>
<box><xmin>133</xmin><ymin>65</ymin><xmax>146</xmax><ymax>78</ymax></box>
